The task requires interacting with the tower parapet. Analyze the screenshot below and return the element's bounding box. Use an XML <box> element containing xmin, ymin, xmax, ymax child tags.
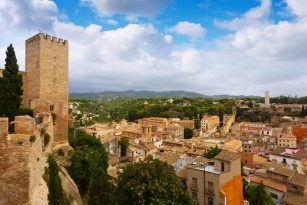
<box><xmin>26</xmin><ymin>33</ymin><xmax>68</xmax><ymax>46</ymax></box>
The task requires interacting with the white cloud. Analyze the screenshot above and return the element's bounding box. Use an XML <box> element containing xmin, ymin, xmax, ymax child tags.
<box><xmin>1</xmin><ymin>0</ymin><xmax>307</xmax><ymax>96</ymax></box>
<box><xmin>0</xmin><ymin>0</ymin><xmax>57</xmax><ymax>33</ymax></box>
<box><xmin>215</xmin><ymin>0</ymin><xmax>271</xmax><ymax>31</ymax></box>
<box><xmin>285</xmin><ymin>0</ymin><xmax>307</xmax><ymax>17</ymax></box>
<box><xmin>81</xmin><ymin>0</ymin><xmax>171</xmax><ymax>18</ymax></box>
<box><xmin>167</xmin><ymin>21</ymin><xmax>206</xmax><ymax>39</ymax></box>
<box><xmin>215</xmin><ymin>0</ymin><xmax>307</xmax><ymax>60</ymax></box>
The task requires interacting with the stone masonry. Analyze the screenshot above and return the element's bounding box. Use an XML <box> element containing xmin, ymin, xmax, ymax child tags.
<box><xmin>22</xmin><ymin>33</ymin><xmax>69</xmax><ymax>145</ymax></box>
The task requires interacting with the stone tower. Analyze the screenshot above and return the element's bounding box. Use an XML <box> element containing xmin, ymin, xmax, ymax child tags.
<box><xmin>265</xmin><ymin>90</ymin><xmax>270</xmax><ymax>107</ymax></box>
<box><xmin>23</xmin><ymin>33</ymin><xmax>69</xmax><ymax>145</ymax></box>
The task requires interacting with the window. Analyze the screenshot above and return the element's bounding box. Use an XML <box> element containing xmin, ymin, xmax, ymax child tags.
<box><xmin>208</xmin><ymin>181</ymin><xmax>213</xmax><ymax>190</ymax></box>
<box><xmin>245</xmin><ymin>160</ymin><xmax>247</xmax><ymax>165</ymax></box>
<box><xmin>221</xmin><ymin>162</ymin><xmax>225</xmax><ymax>172</ymax></box>
<box><xmin>50</xmin><ymin>105</ymin><xmax>54</xmax><ymax>111</ymax></box>
<box><xmin>191</xmin><ymin>178</ymin><xmax>197</xmax><ymax>189</ymax></box>
<box><xmin>192</xmin><ymin>191</ymin><xmax>197</xmax><ymax>200</ymax></box>
<box><xmin>208</xmin><ymin>197</ymin><xmax>214</xmax><ymax>205</ymax></box>
<box><xmin>270</xmin><ymin>192</ymin><xmax>278</xmax><ymax>200</ymax></box>
<box><xmin>283</xmin><ymin>158</ymin><xmax>287</xmax><ymax>163</ymax></box>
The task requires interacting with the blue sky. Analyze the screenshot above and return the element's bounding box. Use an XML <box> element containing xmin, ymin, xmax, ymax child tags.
<box><xmin>0</xmin><ymin>0</ymin><xmax>307</xmax><ymax>96</ymax></box>
<box><xmin>53</xmin><ymin>0</ymin><xmax>288</xmax><ymax>41</ymax></box>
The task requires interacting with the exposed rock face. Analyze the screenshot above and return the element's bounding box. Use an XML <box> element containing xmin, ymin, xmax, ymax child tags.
<box><xmin>59</xmin><ymin>165</ymin><xmax>83</xmax><ymax>205</ymax></box>
<box><xmin>31</xmin><ymin>178</ymin><xmax>48</xmax><ymax>205</ymax></box>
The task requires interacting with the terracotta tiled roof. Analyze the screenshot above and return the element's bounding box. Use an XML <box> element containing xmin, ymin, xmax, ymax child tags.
<box><xmin>214</xmin><ymin>150</ymin><xmax>240</xmax><ymax>162</ymax></box>
<box><xmin>144</xmin><ymin>143</ymin><xmax>156</xmax><ymax>150</ymax></box>
<box><xmin>222</xmin><ymin>139</ymin><xmax>242</xmax><ymax>151</ymax></box>
<box><xmin>253</xmin><ymin>155</ymin><xmax>267</xmax><ymax>164</ymax></box>
<box><xmin>293</xmin><ymin>150</ymin><xmax>307</xmax><ymax>160</ymax></box>
<box><xmin>186</xmin><ymin>148</ymin><xmax>206</xmax><ymax>156</ymax></box>
<box><xmin>158</xmin><ymin>154</ymin><xmax>181</xmax><ymax>166</ymax></box>
<box><xmin>262</xmin><ymin>161</ymin><xmax>295</xmax><ymax>177</ymax></box>
<box><xmin>282</xmin><ymin>191</ymin><xmax>307</xmax><ymax>205</ymax></box>
<box><xmin>289</xmin><ymin>174</ymin><xmax>307</xmax><ymax>188</ymax></box>
<box><xmin>249</xmin><ymin>175</ymin><xmax>287</xmax><ymax>192</ymax></box>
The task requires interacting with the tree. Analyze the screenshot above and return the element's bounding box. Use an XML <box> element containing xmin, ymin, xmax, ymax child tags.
<box><xmin>117</xmin><ymin>157</ymin><xmax>192</xmax><ymax>205</ymax></box>
<box><xmin>88</xmin><ymin>160</ymin><xmax>115</xmax><ymax>205</ymax></box>
<box><xmin>203</xmin><ymin>145</ymin><xmax>221</xmax><ymax>159</ymax></box>
<box><xmin>69</xmin><ymin>130</ymin><xmax>110</xmax><ymax>199</ymax></box>
<box><xmin>184</xmin><ymin>128</ymin><xmax>193</xmax><ymax>139</ymax></box>
<box><xmin>194</xmin><ymin>118</ymin><xmax>201</xmax><ymax>129</ymax></box>
<box><xmin>0</xmin><ymin>44</ymin><xmax>23</xmax><ymax>120</ymax></box>
<box><xmin>246</xmin><ymin>183</ymin><xmax>274</xmax><ymax>205</ymax></box>
<box><xmin>47</xmin><ymin>155</ymin><xmax>69</xmax><ymax>205</ymax></box>
<box><xmin>301</xmin><ymin>106</ymin><xmax>306</xmax><ymax>117</ymax></box>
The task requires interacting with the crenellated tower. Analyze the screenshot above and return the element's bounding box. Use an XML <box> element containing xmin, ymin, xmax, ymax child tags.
<box><xmin>22</xmin><ymin>33</ymin><xmax>69</xmax><ymax>145</ymax></box>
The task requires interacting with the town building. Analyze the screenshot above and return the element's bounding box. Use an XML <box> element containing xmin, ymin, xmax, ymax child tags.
<box><xmin>178</xmin><ymin>150</ymin><xmax>243</xmax><ymax>205</ymax></box>
<box><xmin>269</xmin><ymin>147</ymin><xmax>307</xmax><ymax>175</ymax></box>
<box><xmin>240</xmin><ymin>122</ymin><xmax>265</xmax><ymax>135</ymax></box>
<box><xmin>138</xmin><ymin>117</ymin><xmax>169</xmax><ymax>128</ymax></box>
<box><xmin>201</xmin><ymin>115</ymin><xmax>220</xmax><ymax>133</ymax></box>
<box><xmin>165</xmin><ymin>124</ymin><xmax>184</xmax><ymax>138</ymax></box>
<box><xmin>277</xmin><ymin>134</ymin><xmax>297</xmax><ymax>148</ymax></box>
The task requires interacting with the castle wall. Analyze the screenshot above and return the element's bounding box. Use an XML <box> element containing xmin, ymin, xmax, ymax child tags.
<box><xmin>0</xmin><ymin>117</ymin><xmax>8</xmax><ymax>137</ymax></box>
<box><xmin>15</xmin><ymin>115</ymin><xmax>35</xmax><ymax>135</ymax></box>
<box><xmin>0</xmin><ymin>114</ymin><xmax>53</xmax><ymax>205</ymax></box>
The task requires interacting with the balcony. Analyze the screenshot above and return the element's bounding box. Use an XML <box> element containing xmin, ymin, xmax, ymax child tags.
<box><xmin>205</xmin><ymin>187</ymin><xmax>215</xmax><ymax>196</ymax></box>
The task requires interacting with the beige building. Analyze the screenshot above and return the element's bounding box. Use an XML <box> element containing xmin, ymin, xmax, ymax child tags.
<box><xmin>165</xmin><ymin>124</ymin><xmax>184</xmax><ymax>138</ymax></box>
<box><xmin>178</xmin><ymin>150</ymin><xmax>243</xmax><ymax>205</ymax></box>
<box><xmin>201</xmin><ymin>115</ymin><xmax>220</xmax><ymax>132</ymax></box>
<box><xmin>138</xmin><ymin>117</ymin><xmax>169</xmax><ymax>128</ymax></box>
<box><xmin>176</xmin><ymin>120</ymin><xmax>195</xmax><ymax>129</ymax></box>
<box><xmin>277</xmin><ymin>134</ymin><xmax>297</xmax><ymax>148</ymax></box>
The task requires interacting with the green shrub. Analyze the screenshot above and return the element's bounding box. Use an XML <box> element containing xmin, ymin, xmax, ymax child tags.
<box><xmin>29</xmin><ymin>135</ymin><xmax>36</xmax><ymax>143</ymax></box>
<box><xmin>17</xmin><ymin>108</ymin><xmax>33</xmax><ymax>117</ymax></box>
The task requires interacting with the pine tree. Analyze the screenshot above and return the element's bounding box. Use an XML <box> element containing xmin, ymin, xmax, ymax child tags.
<box><xmin>0</xmin><ymin>44</ymin><xmax>23</xmax><ymax>120</ymax></box>
<box><xmin>47</xmin><ymin>155</ymin><xmax>69</xmax><ymax>205</ymax></box>
<box><xmin>301</xmin><ymin>106</ymin><xmax>305</xmax><ymax>117</ymax></box>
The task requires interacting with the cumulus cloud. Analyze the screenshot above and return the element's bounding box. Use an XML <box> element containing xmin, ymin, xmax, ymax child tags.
<box><xmin>1</xmin><ymin>0</ymin><xmax>307</xmax><ymax>96</ymax></box>
<box><xmin>214</xmin><ymin>0</ymin><xmax>271</xmax><ymax>31</ymax></box>
<box><xmin>215</xmin><ymin>0</ymin><xmax>307</xmax><ymax>60</ymax></box>
<box><xmin>0</xmin><ymin>0</ymin><xmax>57</xmax><ymax>33</ymax></box>
<box><xmin>81</xmin><ymin>0</ymin><xmax>171</xmax><ymax>18</ymax></box>
<box><xmin>285</xmin><ymin>0</ymin><xmax>307</xmax><ymax>17</ymax></box>
<box><xmin>0</xmin><ymin>0</ymin><xmax>58</xmax><ymax>71</ymax></box>
<box><xmin>167</xmin><ymin>21</ymin><xmax>206</xmax><ymax>39</ymax></box>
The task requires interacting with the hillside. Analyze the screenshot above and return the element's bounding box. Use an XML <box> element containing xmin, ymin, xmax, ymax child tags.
<box><xmin>69</xmin><ymin>90</ymin><xmax>260</xmax><ymax>99</ymax></box>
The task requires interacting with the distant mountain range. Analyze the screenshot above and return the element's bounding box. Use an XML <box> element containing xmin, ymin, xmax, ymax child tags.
<box><xmin>69</xmin><ymin>90</ymin><xmax>261</xmax><ymax>99</ymax></box>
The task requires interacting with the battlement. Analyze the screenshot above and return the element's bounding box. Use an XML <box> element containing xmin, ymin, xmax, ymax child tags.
<box><xmin>26</xmin><ymin>32</ymin><xmax>68</xmax><ymax>45</ymax></box>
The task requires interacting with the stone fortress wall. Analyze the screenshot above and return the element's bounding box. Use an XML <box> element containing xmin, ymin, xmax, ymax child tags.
<box><xmin>0</xmin><ymin>33</ymin><xmax>79</xmax><ymax>205</ymax></box>
<box><xmin>0</xmin><ymin>114</ymin><xmax>53</xmax><ymax>205</ymax></box>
